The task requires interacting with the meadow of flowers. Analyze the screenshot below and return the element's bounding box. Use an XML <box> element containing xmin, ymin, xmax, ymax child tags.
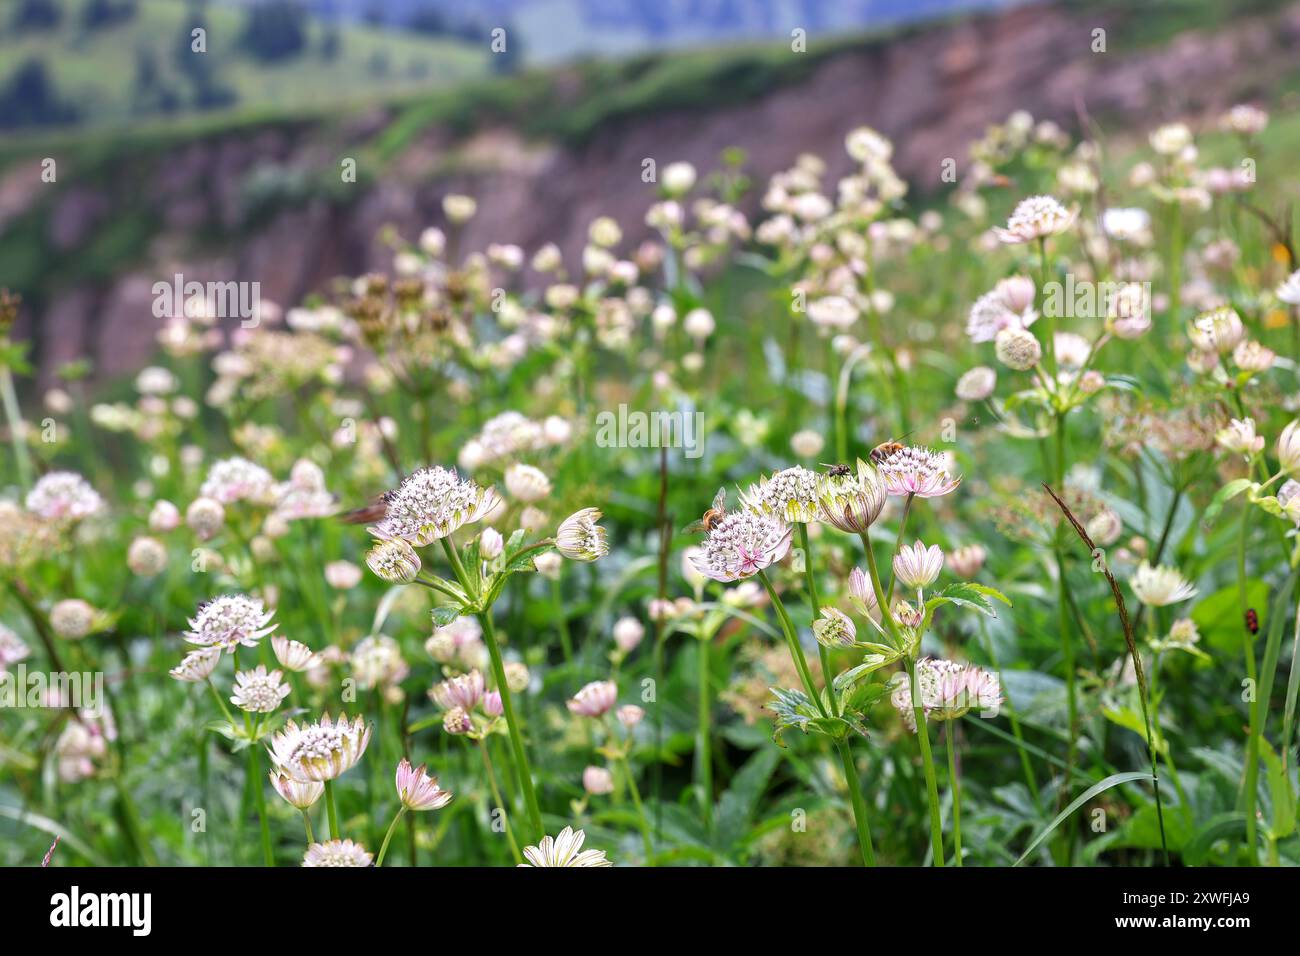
<box><xmin>2</xmin><ymin>104</ymin><xmax>1299</xmax><ymax>869</ymax></box>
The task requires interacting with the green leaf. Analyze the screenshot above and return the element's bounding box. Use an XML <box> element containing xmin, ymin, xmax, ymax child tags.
<box><xmin>431</xmin><ymin>605</ymin><xmax>461</xmax><ymax>628</ymax></box>
<box><xmin>1014</xmin><ymin>771</ymin><xmax>1154</xmax><ymax>865</ymax></box>
<box><xmin>1182</xmin><ymin>812</ymin><xmax>1247</xmax><ymax>866</ymax></box>
<box><xmin>1193</xmin><ymin>581</ymin><xmax>1270</xmax><ymax>654</ymax></box>
<box><xmin>1202</xmin><ymin>478</ymin><xmax>1254</xmax><ymax>526</ymax></box>
<box><xmin>714</xmin><ymin>747</ymin><xmax>781</xmax><ymax>850</ymax></box>
<box><xmin>926</xmin><ymin>582</ymin><xmax>1011</xmax><ymax>619</ymax></box>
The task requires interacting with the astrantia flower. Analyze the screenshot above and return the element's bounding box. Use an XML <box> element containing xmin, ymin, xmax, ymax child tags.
<box><xmin>994</xmin><ymin>326</ymin><xmax>1042</xmax><ymax>371</ymax></box>
<box><xmin>947</xmin><ymin>544</ymin><xmax>986</xmax><ymax>579</ymax></box>
<box><xmin>185</xmin><ymin>594</ymin><xmax>276</xmax><ymax>653</ymax></box>
<box><xmin>126</xmin><ymin>536</ymin><xmax>168</xmax><ymax>577</ymax></box>
<box><xmin>1188</xmin><ymin>306</ymin><xmax>1244</xmax><ymax>354</ymax></box>
<box><xmin>269</xmin><ymin>713</ymin><xmax>372</xmax><ymax>782</ymax></box>
<box><xmin>519</xmin><ymin>826</ymin><xmax>612</xmax><ymax>867</ymax></box>
<box><xmin>955</xmin><ymin>366</ymin><xmax>997</xmax><ymax>401</ymax></box>
<box><xmin>1167</xmin><ymin>618</ymin><xmax>1201</xmax><ymax>647</ymax></box>
<box><xmin>890</xmin><ymin>658</ymin><xmax>1002</xmax><ymax>732</ymax></box>
<box><xmin>817</xmin><ymin>459</ymin><xmax>887</xmax><ymax>532</ymax></box>
<box><xmin>617</xmin><ymin>704</ymin><xmax>645</xmax><ymax>728</ymax></box>
<box><xmin>966</xmin><ymin>278</ymin><xmax>1037</xmax><ymax>343</ymax></box>
<box><xmin>186</xmin><ymin>496</ymin><xmax>225</xmax><ymax>540</ymax></box>
<box><xmin>807</xmin><ymin>296</ymin><xmax>859</xmax><ymax>332</ymax></box>
<box><xmin>993</xmin><ymin>195</ymin><xmax>1075</xmax><ymax>244</ymax></box>
<box><xmin>168</xmin><ymin>648</ymin><xmax>221</xmax><ymax>683</ymax></box>
<box><xmin>1233</xmin><ymin>340</ymin><xmax>1274</xmax><ymax>373</ymax></box>
<box><xmin>395</xmin><ymin>758</ymin><xmax>454</xmax><ymax>811</ymax></box>
<box><xmin>50</xmin><ymin>599</ymin><xmax>97</xmax><ymax>639</ymax></box>
<box><xmin>1105</xmin><ymin>282</ymin><xmax>1152</xmax><ymax>339</ymax></box>
<box><xmin>269</xmin><ymin>772</ymin><xmax>323</xmax><ymax>810</ymax></box>
<box><xmin>1101</xmin><ymin>207</ymin><xmax>1151</xmax><ymax>243</ymax></box>
<box><xmin>25</xmin><ymin>472</ymin><xmax>103</xmax><ymax>522</ymax></box>
<box><xmin>741</xmin><ymin>466</ymin><xmax>822</xmax><ymax>523</ymax></box>
<box><xmin>583</xmin><ymin>766</ymin><xmax>615</xmax><ymax>795</ymax></box>
<box><xmin>230</xmin><ymin>665</ymin><xmax>291</xmax><ymax>713</ymax></box>
<box><xmin>567</xmin><ymin>680</ymin><xmax>618</xmax><ymax>717</ymax></box>
<box><xmin>875</xmin><ymin>446</ymin><xmax>961</xmax><ymax>499</ymax></box>
<box><xmin>812</xmin><ymin>607</ymin><xmax>857</xmax><ymax>648</ymax></box>
<box><xmin>431</xmin><ymin>670</ymin><xmax>485</xmax><ymax>711</ymax></box>
<box><xmin>372</xmin><ymin>467</ymin><xmax>500</xmax><ymax>546</ymax></box>
<box><xmin>271</xmin><ymin>636</ymin><xmax>320</xmax><ymax>673</ymax></box>
<box><xmin>504</xmin><ymin>463</ymin><xmax>552</xmax><ymax>503</ymax></box>
<box><xmin>893</xmin><ymin>541</ymin><xmax>944</xmax><ymax>590</ymax></box>
<box><xmin>303</xmin><ymin>839</ymin><xmax>372</xmax><ymax>867</ymax></box>
<box><xmin>1277</xmin><ymin>269</ymin><xmax>1300</xmax><ymax>306</ymax></box>
<box><xmin>556</xmin><ymin>508</ymin><xmax>609</xmax><ymax>561</ymax></box>
<box><xmin>690</xmin><ymin>509</ymin><xmax>791</xmax><ymax>582</ymax></box>
<box><xmin>351</xmin><ymin>635</ymin><xmax>409</xmax><ymax>690</ymax></box>
<box><xmin>200</xmin><ymin>457</ymin><xmax>278</xmax><ymax>506</ymax></box>
<box><xmin>612</xmin><ymin>616</ymin><xmax>645</xmax><ymax>653</ymax></box>
<box><xmin>274</xmin><ymin>459</ymin><xmax>335</xmax><ymax>520</ymax></box>
<box><xmin>365</xmin><ymin>537</ymin><xmax>421</xmax><ymax>583</ymax></box>
<box><xmin>1216</xmin><ymin>418</ymin><xmax>1264</xmax><ymax>456</ymax></box>
<box><xmin>1130</xmin><ymin>561</ymin><xmax>1198</xmax><ymax>607</ymax></box>
<box><xmin>848</xmin><ymin>567</ymin><xmax>879</xmax><ymax>614</ymax></box>
<box><xmin>0</xmin><ymin>624</ymin><xmax>31</xmax><ymax>675</ymax></box>
<box><xmin>1275</xmin><ymin>420</ymin><xmax>1300</xmax><ymax>476</ymax></box>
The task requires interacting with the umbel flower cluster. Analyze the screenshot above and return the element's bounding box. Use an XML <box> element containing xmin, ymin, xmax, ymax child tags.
<box><xmin>3</xmin><ymin>95</ymin><xmax>1299</xmax><ymax>872</ymax></box>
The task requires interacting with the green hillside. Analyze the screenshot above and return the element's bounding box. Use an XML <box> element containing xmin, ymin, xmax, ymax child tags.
<box><xmin>0</xmin><ymin>0</ymin><xmax>488</xmax><ymax>130</ymax></box>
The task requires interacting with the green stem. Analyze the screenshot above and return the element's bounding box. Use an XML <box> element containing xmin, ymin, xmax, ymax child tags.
<box><xmin>376</xmin><ymin>806</ymin><xmax>406</xmax><ymax>866</ymax></box>
<box><xmin>799</xmin><ymin>523</ymin><xmax>837</xmax><ymax>716</ymax></box>
<box><xmin>757</xmin><ymin>569</ymin><xmax>827</xmax><ymax>718</ymax></box>
<box><xmin>946</xmin><ymin>724</ymin><xmax>963</xmax><ymax>867</ymax></box>
<box><xmin>249</xmin><ymin>747</ymin><xmax>273</xmax><ymax>866</ymax></box>
<box><xmin>619</xmin><ymin>752</ymin><xmax>655</xmax><ymax>865</ymax></box>
<box><xmin>1237</xmin><ymin>504</ymin><xmax>1260</xmax><ymax>864</ymax></box>
<box><xmin>835</xmin><ymin>738</ymin><xmax>876</xmax><ymax>866</ymax></box>
<box><xmin>479</xmin><ymin>738</ymin><xmax>523</xmax><ymax>864</ymax></box>
<box><xmin>696</xmin><ymin>632</ymin><xmax>713</xmax><ymax>828</ymax></box>
<box><xmin>0</xmin><ymin>364</ymin><xmax>32</xmax><ymax>489</ymax></box>
<box><xmin>906</xmin><ymin>657</ymin><xmax>945</xmax><ymax>866</ymax></box>
<box><xmin>301</xmin><ymin>809</ymin><xmax>314</xmax><ymax>845</ymax></box>
<box><xmin>323</xmin><ymin>779</ymin><xmax>340</xmax><ymax>840</ymax></box>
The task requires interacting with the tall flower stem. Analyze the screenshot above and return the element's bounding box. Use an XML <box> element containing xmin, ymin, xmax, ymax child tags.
<box><xmin>1052</xmin><ymin>415</ymin><xmax>1079</xmax><ymax>862</ymax></box>
<box><xmin>248</xmin><ymin>747</ymin><xmax>273</xmax><ymax>866</ymax></box>
<box><xmin>323</xmin><ymin>779</ymin><xmax>340</xmax><ymax>840</ymax></box>
<box><xmin>376</xmin><ymin>806</ymin><xmax>406</xmax><ymax>866</ymax></box>
<box><xmin>439</xmin><ymin>536</ymin><xmax>545</xmax><ymax>842</ymax></box>
<box><xmin>0</xmin><ymin>363</ymin><xmax>32</xmax><ymax>489</ymax></box>
<box><xmin>1237</xmin><ymin>503</ymin><xmax>1260</xmax><ymax>863</ymax></box>
<box><xmin>478</xmin><ymin>738</ymin><xmax>523</xmax><ymax>864</ymax></box>
<box><xmin>835</xmin><ymin>739</ymin><xmax>877</xmax><ymax>866</ymax></box>
<box><xmin>798</xmin><ymin>523</ymin><xmax>838</xmax><ymax>716</ymax></box>
<box><xmin>696</xmin><ymin>631</ymin><xmax>713</xmax><ymax>828</ymax></box>
<box><xmin>301</xmin><ymin>810</ymin><xmax>314</xmax><ymax>844</ymax></box>
<box><xmin>756</xmin><ymin>569</ymin><xmax>826</xmax><ymax>717</ymax></box>
<box><xmin>477</xmin><ymin>609</ymin><xmax>544</xmax><ymax>843</ymax></box>
<box><xmin>945</xmin><ymin>724</ymin><xmax>963</xmax><ymax>866</ymax></box>
<box><xmin>906</xmin><ymin>657</ymin><xmax>945</xmax><ymax>866</ymax></box>
<box><xmin>618</xmin><ymin>753</ymin><xmax>655</xmax><ymax>864</ymax></box>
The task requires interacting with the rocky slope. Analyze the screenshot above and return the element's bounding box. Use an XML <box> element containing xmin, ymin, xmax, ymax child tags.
<box><xmin>9</xmin><ymin>0</ymin><xmax>1300</xmax><ymax>388</ymax></box>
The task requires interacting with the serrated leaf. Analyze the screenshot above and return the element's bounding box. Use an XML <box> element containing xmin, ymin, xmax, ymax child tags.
<box><xmin>1203</xmin><ymin>478</ymin><xmax>1254</xmax><ymax>526</ymax></box>
<box><xmin>431</xmin><ymin>605</ymin><xmax>461</xmax><ymax>628</ymax></box>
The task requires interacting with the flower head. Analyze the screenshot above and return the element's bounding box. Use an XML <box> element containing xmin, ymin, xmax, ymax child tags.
<box><xmin>966</xmin><ymin>279</ymin><xmax>1037</xmax><ymax>343</ymax></box>
<box><xmin>567</xmin><ymin>680</ymin><xmax>618</xmax><ymax>718</ymax></box>
<box><xmin>271</xmin><ymin>636</ymin><xmax>321</xmax><ymax>673</ymax></box>
<box><xmin>395</xmin><ymin>758</ymin><xmax>454</xmax><ymax>811</ymax></box>
<box><xmin>200</xmin><ymin>457</ymin><xmax>278</xmax><ymax>506</ymax></box>
<box><xmin>893</xmin><ymin>541</ymin><xmax>944</xmax><ymax>590</ymax></box>
<box><xmin>556</xmin><ymin>508</ymin><xmax>609</xmax><ymax>561</ymax></box>
<box><xmin>351</xmin><ymin>635</ymin><xmax>409</xmax><ymax>690</ymax></box>
<box><xmin>1130</xmin><ymin>561</ymin><xmax>1198</xmax><ymax>607</ymax></box>
<box><xmin>583</xmin><ymin>766</ymin><xmax>615</xmax><ymax>795</ymax></box>
<box><xmin>690</xmin><ymin>509</ymin><xmax>791</xmax><ymax>581</ymax></box>
<box><xmin>1277</xmin><ymin>420</ymin><xmax>1300</xmax><ymax>476</ymax></box>
<box><xmin>230</xmin><ymin>665</ymin><xmax>291</xmax><ymax>713</ymax></box>
<box><xmin>25</xmin><ymin>472</ymin><xmax>103</xmax><ymax>522</ymax></box>
<box><xmin>994</xmin><ymin>327</ymin><xmax>1042</xmax><ymax>371</ymax></box>
<box><xmin>955</xmin><ymin>366</ymin><xmax>997</xmax><ymax>401</ymax></box>
<box><xmin>269</xmin><ymin>772</ymin><xmax>324</xmax><ymax>810</ymax></box>
<box><xmin>1216</xmin><ymin>418</ymin><xmax>1264</xmax><ymax>456</ymax></box>
<box><xmin>817</xmin><ymin>459</ymin><xmax>887</xmax><ymax>532</ymax></box>
<box><xmin>365</xmin><ymin>537</ymin><xmax>421</xmax><ymax>583</ymax></box>
<box><xmin>519</xmin><ymin>826</ymin><xmax>612</xmax><ymax>867</ymax></box>
<box><xmin>994</xmin><ymin>195</ymin><xmax>1075</xmax><ymax>244</ymax></box>
<box><xmin>847</xmin><ymin>567</ymin><xmax>879</xmax><ymax>614</ymax></box>
<box><xmin>812</xmin><ymin>607</ymin><xmax>857</xmax><ymax>648</ymax></box>
<box><xmin>431</xmin><ymin>670</ymin><xmax>485</xmax><ymax>711</ymax></box>
<box><xmin>269</xmin><ymin>713</ymin><xmax>372</xmax><ymax>782</ymax></box>
<box><xmin>890</xmin><ymin>658</ymin><xmax>1003</xmax><ymax>732</ymax></box>
<box><xmin>50</xmin><ymin>599</ymin><xmax>97</xmax><ymax>639</ymax></box>
<box><xmin>875</xmin><ymin>446</ymin><xmax>961</xmax><ymax>498</ymax></box>
<box><xmin>1188</xmin><ymin>306</ymin><xmax>1244</xmax><ymax>354</ymax></box>
<box><xmin>372</xmin><ymin>467</ymin><xmax>500</xmax><ymax>546</ymax></box>
<box><xmin>947</xmin><ymin>544</ymin><xmax>987</xmax><ymax>579</ymax></box>
<box><xmin>0</xmin><ymin>623</ymin><xmax>32</xmax><ymax>675</ymax></box>
<box><xmin>741</xmin><ymin>466</ymin><xmax>822</xmax><ymax>523</ymax></box>
<box><xmin>185</xmin><ymin>594</ymin><xmax>276</xmax><ymax>653</ymax></box>
<box><xmin>303</xmin><ymin>839</ymin><xmax>372</xmax><ymax>867</ymax></box>
<box><xmin>168</xmin><ymin>648</ymin><xmax>221</xmax><ymax>683</ymax></box>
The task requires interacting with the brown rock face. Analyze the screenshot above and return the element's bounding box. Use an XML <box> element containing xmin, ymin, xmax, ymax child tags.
<box><xmin>15</xmin><ymin>1</ymin><xmax>1300</xmax><ymax>389</ymax></box>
